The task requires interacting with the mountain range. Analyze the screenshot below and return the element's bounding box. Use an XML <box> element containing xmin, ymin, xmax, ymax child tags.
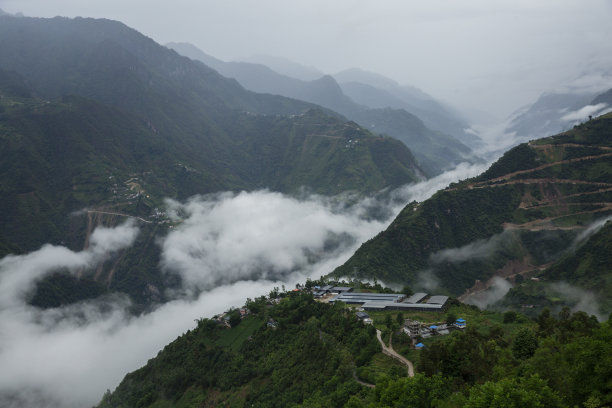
<box><xmin>506</xmin><ymin>88</ymin><xmax>612</xmax><ymax>146</ymax></box>
<box><xmin>0</xmin><ymin>15</ymin><xmax>424</xmax><ymax>247</ymax></box>
<box><xmin>167</xmin><ymin>42</ymin><xmax>478</xmax><ymax>175</ymax></box>
<box><xmin>0</xmin><ymin>14</ymin><xmax>427</xmax><ymax>308</ymax></box>
<box><xmin>332</xmin><ymin>110</ymin><xmax>612</xmax><ymax>315</ymax></box>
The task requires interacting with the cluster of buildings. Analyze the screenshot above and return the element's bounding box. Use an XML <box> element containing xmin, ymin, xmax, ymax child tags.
<box><xmin>327</xmin><ymin>291</ymin><xmax>449</xmax><ymax>312</ymax></box>
<box><xmin>212</xmin><ymin>308</ymin><xmax>251</xmax><ymax>327</ymax></box>
<box><xmin>403</xmin><ymin>318</ymin><xmax>466</xmax><ymax>339</ymax></box>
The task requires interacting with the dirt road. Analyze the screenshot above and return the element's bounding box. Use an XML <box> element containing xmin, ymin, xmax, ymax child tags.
<box><xmin>376</xmin><ymin>329</ymin><xmax>414</xmax><ymax>377</ymax></box>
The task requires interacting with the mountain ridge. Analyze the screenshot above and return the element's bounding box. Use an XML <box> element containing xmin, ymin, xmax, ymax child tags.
<box><xmin>332</xmin><ymin>112</ymin><xmax>612</xmax><ymax>313</ymax></box>
<box><xmin>167</xmin><ymin>42</ymin><xmax>476</xmax><ymax>175</ymax></box>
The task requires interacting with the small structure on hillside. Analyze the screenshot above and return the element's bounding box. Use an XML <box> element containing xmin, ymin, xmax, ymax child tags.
<box><xmin>403</xmin><ymin>319</ymin><xmax>422</xmax><ymax>337</ymax></box>
<box><xmin>455</xmin><ymin>318</ymin><xmax>466</xmax><ymax>328</ymax></box>
<box><xmin>415</xmin><ymin>343</ymin><xmax>425</xmax><ymax>349</ymax></box>
<box><xmin>267</xmin><ymin>319</ymin><xmax>278</xmax><ymax>329</ymax></box>
<box><xmin>356</xmin><ymin>311</ymin><xmax>373</xmax><ymax>324</ymax></box>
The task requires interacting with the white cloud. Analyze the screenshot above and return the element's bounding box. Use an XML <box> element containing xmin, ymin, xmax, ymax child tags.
<box><xmin>549</xmin><ymin>282</ymin><xmax>604</xmax><ymax>321</ymax></box>
<box><xmin>160</xmin><ymin>190</ymin><xmax>388</xmax><ymax>293</ymax></box>
<box><xmin>430</xmin><ymin>231</ymin><xmax>509</xmax><ymax>264</ymax></box>
<box><xmin>0</xmin><ymin>221</ymin><xmax>139</xmax><ymax>308</ymax></box>
<box><xmin>560</xmin><ymin>103</ymin><xmax>610</xmax><ymax>122</ymax></box>
<box><xmin>464</xmin><ymin>276</ymin><xmax>513</xmax><ymax>309</ymax></box>
<box><xmin>0</xmin><ymin>162</ymin><xmax>494</xmax><ymax>407</ymax></box>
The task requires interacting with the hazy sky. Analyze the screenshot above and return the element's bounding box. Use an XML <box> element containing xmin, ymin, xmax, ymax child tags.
<box><xmin>2</xmin><ymin>0</ymin><xmax>612</xmax><ymax>118</ymax></box>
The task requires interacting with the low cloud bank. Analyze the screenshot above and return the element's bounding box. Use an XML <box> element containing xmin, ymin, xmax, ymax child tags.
<box><xmin>572</xmin><ymin>215</ymin><xmax>612</xmax><ymax>248</ymax></box>
<box><xmin>160</xmin><ymin>190</ymin><xmax>386</xmax><ymax>293</ymax></box>
<box><xmin>0</xmin><ymin>162</ymin><xmax>486</xmax><ymax>408</ymax></box>
<box><xmin>0</xmin><ymin>221</ymin><xmax>139</xmax><ymax>308</ymax></box>
<box><xmin>560</xmin><ymin>103</ymin><xmax>610</xmax><ymax>122</ymax></box>
<box><xmin>464</xmin><ymin>276</ymin><xmax>513</xmax><ymax>310</ymax></box>
<box><xmin>549</xmin><ymin>282</ymin><xmax>604</xmax><ymax>321</ymax></box>
<box><xmin>430</xmin><ymin>231</ymin><xmax>510</xmax><ymax>265</ymax></box>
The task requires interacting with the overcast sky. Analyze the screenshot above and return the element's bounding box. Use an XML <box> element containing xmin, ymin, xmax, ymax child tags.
<box><xmin>2</xmin><ymin>0</ymin><xmax>611</xmax><ymax>118</ymax></box>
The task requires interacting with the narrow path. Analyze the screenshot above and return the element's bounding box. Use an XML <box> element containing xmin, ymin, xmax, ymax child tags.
<box><xmin>376</xmin><ymin>329</ymin><xmax>414</xmax><ymax>377</ymax></box>
<box><xmin>484</xmin><ymin>151</ymin><xmax>612</xmax><ymax>184</ymax></box>
<box><xmin>352</xmin><ymin>370</ymin><xmax>375</xmax><ymax>388</ymax></box>
<box><xmin>86</xmin><ymin>210</ymin><xmax>152</xmax><ymax>224</ymax></box>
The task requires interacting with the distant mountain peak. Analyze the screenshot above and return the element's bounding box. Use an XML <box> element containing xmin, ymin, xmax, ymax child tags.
<box><xmin>239</xmin><ymin>53</ymin><xmax>324</xmax><ymax>81</ymax></box>
<box><xmin>333</xmin><ymin>67</ymin><xmax>400</xmax><ymax>89</ymax></box>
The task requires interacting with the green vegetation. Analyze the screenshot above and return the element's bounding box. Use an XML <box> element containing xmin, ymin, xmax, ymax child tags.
<box><xmin>97</xmin><ymin>290</ymin><xmax>612</xmax><ymax>407</ymax></box>
<box><xmin>0</xmin><ymin>15</ymin><xmax>426</xmax><ymax>309</ymax></box>
<box><xmin>501</xmin><ymin>220</ymin><xmax>612</xmax><ymax>316</ymax></box>
<box><xmin>332</xmin><ymin>113</ymin><xmax>612</xmax><ymax>303</ymax></box>
<box><xmin>98</xmin><ymin>292</ymin><xmax>381</xmax><ymax>408</ymax></box>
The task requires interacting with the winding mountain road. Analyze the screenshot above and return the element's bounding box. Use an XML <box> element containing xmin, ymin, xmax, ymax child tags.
<box><xmin>376</xmin><ymin>329</ymin><xmax>414</xmax><ymax>377</ymax></box>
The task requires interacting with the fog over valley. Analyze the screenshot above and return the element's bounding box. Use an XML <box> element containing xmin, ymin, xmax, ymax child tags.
<box><xmin>0</xmin><ymin>167</ymin><xmax>488</xmax><ymax>407</ymax></box>
<box><xmin>0</xmin><ymin>2</ymin><xmax>611</xmax><ymax>407</ymax></box>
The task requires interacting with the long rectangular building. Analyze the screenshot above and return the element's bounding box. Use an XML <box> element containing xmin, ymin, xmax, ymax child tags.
<box><xmin>329</xmin><ymin>292</ymin><xmax>405</xmax><ymax>304</ymax></box>
<box><xmin>328</xmin><ymin>291</ymin><xmax>449</xmax><ymax>311</ymax></box>
<box><xmin>403</xmin><ymin>293</ymin><xmax>428</xmax><ymax>304</ymax></box>
<box><xmin>362</xmin><ymin>301</ymin><xmax>446</xmax><ymax>311</ymax></box>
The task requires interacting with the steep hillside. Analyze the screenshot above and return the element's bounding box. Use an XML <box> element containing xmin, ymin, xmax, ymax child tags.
<box><xmin>332</xmin><ymin>113</ymin><xmax>612</xmax><ymax>299</ymax></box>
<box><xmin>98</xmin><ymin>289</ymin><xmax>612</xmax><ymax>408</ymax></box>
<box><xmin>98</xmin><ymin>293</ymin><xmax>381</xmax><ymax>408</ymax></box>
<box><xmin>0</xmin><ymin>16</ymin><xmax>425</xmax><ymax>309</ymax></box>
<box><xmin>500</xmin><ymin>219</ymin><xmax>612</xmax><ymax>316</ymax></box>
<box><xmin>334</xmin><ymin>68</ymin><xmax>481</xmax><ymax>148</ymax></box>
<box><xmin>0</xmin><ymin>17</ymin><xmax>425</xmax><ymax>246</ymax></box>
<box><xmin>0</xmin><ymin>84</ymin><xmax>424</xmax><ymax>307</ymax></box>
<box><xmin>351</xmin><ymin>107</ymin><xmax>473</xmax><ymax>175</ymax></box>
<box><xmin>506</xmin><ymin>87</ymin><xmax>612</xmax><ymax>144</ymax></box>
<box><xmin>167</xmin><ymin>43</ymin><xmax>475</xmax><ymax>175</ymax></box>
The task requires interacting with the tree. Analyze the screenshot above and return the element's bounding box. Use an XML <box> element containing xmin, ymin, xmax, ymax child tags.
<box><xmin>465</xmin><ymin>375</ymin><xmax>564</xmax><ymax>408</ymax></box>
<box><xmin>396</xmin><ymin>312</ymin><xmax>405</xmax><ymax>326</ymax></box>
<box><xmin>446</xmin><ymin>312</ymin><xmax>458</xmax><ymax>325</ymax></box>
<box><xmin>537</xmin><ymin>308</ymin><xmax>556</xmax><ymax>336</ymax></box>
<box><xmin>503</xmin><ymin>310</ymin><xmax>517</xmax><ymax>323</ymax></box>
<box><xmin>376</xmin><ymin>374</ymin><xmax>449</xmax><ymax>408</ymax></box>
<box><xmin>401</xmin><ymin>285</ymin><xmax>414</xmax><ymax>296</ymax></box>
<box><xmin>385</xmin><ymin>313</ymin><xmax>393</xmax><ymax>328</ymax></box>
<box><xmin>512</xmin><ymin>328</ymin><xmax>538</xmax><ymax>360</ymax></box>
<box><xmin>558</xmin><ymin>306</ymin><xmax>570</xmax><ymax>321</ymax></box>
<box><xmin>228</xmin><ymin>309</ymin><xmax>241</xmax><ymax>327</ymax></box>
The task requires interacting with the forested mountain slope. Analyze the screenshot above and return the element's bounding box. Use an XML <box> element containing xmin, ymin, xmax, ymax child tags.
<box><xmin>0</xmin><ymin>15</ymin><xmax>424</xmax><ymax>308</ymax></box>
<box><xmin>333</xmin><ymin>113</ymin><xmax>612</xmax><ymax>303</ymax></box>
<box><xmin>167</xmin><ymin>42</ymin><xmax>475</xmax><ymax>175</ymax></box>
<box><xmin>0</xmin><ymin>15</ymin><xmax>422</xmax><ymax>203</ymax></box>
<box><xmin>334</xmin><ymin>68</ymin><xmax>481</xmax><ymax>148</ymax></box>
<box><xmin>0</xmin><ymin>16</ymin><xmax>424</xmax><ymax>251</ymax></box>
<box><xmin>98</xmin><ymin>290</ymin><xmax>612</xmax><ymax>407</ymax></box>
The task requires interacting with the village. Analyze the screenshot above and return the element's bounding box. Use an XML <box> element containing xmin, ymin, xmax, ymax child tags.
<box><xmin>212</xmin><ymin>282</ymin><xmax>468</xmax><ymax>349</ymax></box>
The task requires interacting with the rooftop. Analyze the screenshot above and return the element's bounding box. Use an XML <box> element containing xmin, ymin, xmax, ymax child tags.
<box><xmin>362</xmin><ymin>301</ymin><xmax>445</xmax><ymax>311</ymax></box>
<box><xmin>403</xmin><ymin>293</ymin><xmax>427</xmax><ymax>304</ymax></box>
<box><xmin>427</xmin><ymin>295</ymin><xmax>449</xmax><ymax>305</ymax></box>
<box><xmin>329</xmin><ymin>292</ymin><xmax>405</xmax><ymax>304</ymax></box>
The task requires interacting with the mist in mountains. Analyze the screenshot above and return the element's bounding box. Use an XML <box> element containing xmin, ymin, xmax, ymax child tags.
<box><xmin>0</xmin><ymin>2</ymin><xmax>610</xmax><ymax>407</ymax></box>
<box><xmin>0</xmin><ymin>163</ymin><xmax>486</xmax><ymax>408</ymax></box>
<box><xmin>4</xmin><ymin>1</ymin><xmax>611</xmax><ymax>119</ymax></box>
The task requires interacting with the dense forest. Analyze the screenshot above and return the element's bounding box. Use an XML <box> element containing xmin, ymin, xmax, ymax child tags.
<box><xmin>98</xmin><ymin>289</ymin><xmax>612</xmax><ymax>407</ymax></box>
